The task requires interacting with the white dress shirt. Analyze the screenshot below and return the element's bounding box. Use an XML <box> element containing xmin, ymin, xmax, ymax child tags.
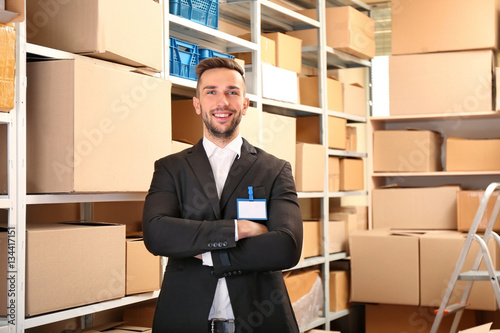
<box><xmin>202</xmin><ymin>135</ymin><xmax>243</xmax><ymax>320</ymax></box>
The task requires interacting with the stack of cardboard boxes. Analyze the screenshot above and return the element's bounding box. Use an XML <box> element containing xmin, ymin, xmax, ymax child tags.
<box><xmin>352</xmin><ymin>0</ymin><xmax>500</xmax><ymax>331</ymax></box>
<box><xmin>0</xmin><ymin>201</ymin><xmax>162</xmax><ymax>319</ymax></box>
<box><xmin>279</xmin><ymin>6</ymin><xmax>373</xmax><ymax>329</ymax></box>
<box><xmin>21</xmin><ymin>0</ymin><xmax>171</xmax><ymax>193</ymax></box>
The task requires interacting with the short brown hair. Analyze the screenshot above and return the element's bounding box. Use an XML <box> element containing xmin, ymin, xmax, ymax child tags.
<box><xmin>195</xmin><ymin>57</ymin><xmax>245</xmax><ymax>96</ymax></box>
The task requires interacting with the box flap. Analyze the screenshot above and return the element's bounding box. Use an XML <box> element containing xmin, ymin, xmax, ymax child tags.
<box><xmin>1</xmin><ymin>0</ymin><xmax>23</xmax><ymax>23</ymax></box>
<box><xmin>0</xmin><ymin>9</ymin><xmax>18</xmax><ymax>23</ymax></box>
<box><xmin>114</xmin><ymin>325</ymin><xmax>152</xmax><ymax>332</ymax></box>
<box><xmin>458</xmin><ymin>322</ymin><xmax>492</xmax><ymax>333</ymax></box>
<box><xmin>61</xmin><ymin>221</ymin><xmax>123</xmax><ymax>227</ymax></box>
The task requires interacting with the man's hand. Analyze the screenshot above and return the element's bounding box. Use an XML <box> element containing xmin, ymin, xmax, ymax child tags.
<box><xmin>237</xmin><ymin>219</ymin><xmax>269</xmax><ymax>239</ymax></box>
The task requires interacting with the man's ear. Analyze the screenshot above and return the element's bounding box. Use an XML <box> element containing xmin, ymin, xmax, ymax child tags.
<box><xmin>242</xmin><ymin>97</ymin><xmax>250</xmax><ymax>115</ymax></box>
<box><xmin>193</xmin><ymin>96</ymin><xmax>201</xmax><ymax>115</ymax></box>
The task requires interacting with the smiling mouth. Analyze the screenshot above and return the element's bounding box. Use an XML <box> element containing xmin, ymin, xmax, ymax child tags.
<box><xmin>213</xmin><ymin>111</ymin><xmax>233</xmax><ymax>119</ymax></box>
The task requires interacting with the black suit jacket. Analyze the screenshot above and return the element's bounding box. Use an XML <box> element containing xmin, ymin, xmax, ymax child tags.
<box><xmin>143</xmin><ymin>138</ymin><xmax>303</xmax><ymax>333</ymax></box>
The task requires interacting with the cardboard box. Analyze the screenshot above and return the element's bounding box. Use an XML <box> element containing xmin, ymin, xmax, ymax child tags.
<box><xmin>263</xmin><ymin>32</ymin><xmax>302</xmax><ymax>74</ymax></box>
<box><xmin>330</xmin><ymin>205</ymin><xmax>368</xmax><ymax>231</ymax></box>
<box><xmin>328</xmin><ymin>67</ymin><xmax>368</xmax><ymax>88</ymax></box>
<box><xmin>343</xmin><ymin>84</ymin><xmax>366</xmax><ymax>117</ymax></box>
<box><xmin>299</xmin><ymin>198</ymin><xmax>321</xmax><ymax>221</ymax></box>
<box><xmin>328</xmin><ymin>157</ymin><xmax>340</xmax><ymax>192</ymax></box>
<box><xmin>329</xmin><ymin>220</ymin><xmax>346</xmax><ymax>253</ymax></box>
<box><xmin>391</xmin><ymin>0</ymin><xmax>500</xmax><ymax>55</ymax></box>
<box><xmin>0</xmin><ymin>23</ymin><xmax>14</xmax><ymax>112</ymax></box>
<box><xmin>420</xmin><ymin>231</ymin><xmax>500</xmax><ymax>310</ymax></box>
<box><xmin>446</xmin><ymin>137</ymin><xmax>500</xmax><ymax>171</ymax></box>
<box><xmin>289</xmin><ymin>6</ymin><xmax>375</xmax><ymax>59</ymax></box>
<box><xmin>365</xmin><ymin>304</ymin><xmax>477</xmax><ymax>333</ymax></box>
<box><xmin>346</xmin><ymin>125</ymin><xmax>357</xmax><ymax>152</ymax></box>
<box><xmin>296</xmin><ymin>115</ymin><xmax>321</xmax><ymax>144</ymax></box>
<box><xmin>94</xmin><ymin>201</ymin><xmax>145</xmax><ymax>234</ymax></box>
<box><xmin>372</xmin><ymin>186</ymin><xmax>461</xmax><ymax>230</ymax></box>
<box><xmin>126</xmin><ymin>237</ymin><xmax>161</xmax><ymax>295</ymax></box>
<box><xmin>218</xmin><ymin>18</ymin><xmax>250</xmax><ymax>38</ymax></box>
<box><xmin>0</xmin><ymin>222</ymin><xmax>126</xmax><ymax>316</ymax></box>
<box><xmin>328</xmin><ymin>116</ymin><xmax>347</xmax><ymax>150</ymax></box>
<box><xmin>457</xmin><ymin>190</ymin><xmax>500</xmax><ymax>232</ymax></box>
<box><xmin>0</xmin><ymin>0</ymin><xmax>24</xmax><ymax>23</ymax></box>
<box><xmin>295</xmin><ymin>143</ymin><xmax>326</xmax><ymax>192</ymax></box>
<box><xmin>330</xmin><ymin>211</ymin><xmax>357</xmax><ymax>254</ymax></box>
<box><xmin>350</xmin><ymin>229</ymin><xmax>420</xmax><ymax>305</ymax></box>
<box><xmin>284</xmin><ymin>269</ymin><xmax>323</xmax><ymax>331</ymax></box>
<box><xmin>26</xmin><ymin>59</ymin><xmax>171</xmax><ymax>193</ymax></box>
<box><xmin>373</xmin><ymin>130</ymin><xmax>443</xmax><ymax>172</ymax></box>
<box><xmin>302</xmin><ymin>219</ymin><xmax>348</xmax><ymax>258</ymax></box>
<box><xmin>329</xmin><ymin>270</ymin><xmax>349</xmax><ymax>312</ymax></box>
<box><xmin>350</xmin><ymin>123</ymin><xmax>366</xmax><ymax>153</ymax></box>
<box><xmin>123</xmin><ymin>299</ymin><xmax>157</xmax><ymax>328</ymax></box>
<box><xmin>339</xmin><ymin>158</ymin><xmax>364</xmax><ymax>191</ymax></box>
<box><xmin>171</xmin><ymin>99</ymin><xmax>202</xmax><ymax>145</ymax></box>
<box><xmin>245</xmin><ymin>63</ymin><xmax>298</xmax><ymax>103</ymax></box>
<box><xmin>284</xmin><ymin>269</ymin><xmax>321</xmax><ymax>299</ymax></box>
<box><xmin>298</xmin><ymin>76</ymin><xmax>343</xmax><ymax>112</ymax></box>
<box><xmin>232</xmin><ymin>34</ymin><xmax>276</xmax><ymax>66</ymax></box>
<box><xmin>389</xmin><ymin>50</ymin><xmax>494</xmax><ymax>116</ymax></box>
<box><xmin>302</xmin><ymin>220</ymin><xmax>321</xmax><ymax>259</ymax></box>
<box><xmin>240</xmin><ymin>108</ymin><xmax>296</xmax><ymax>178</ymax></box>
<box><xmin>26</xmin><ymin>0</ymin><xmax>162</xmax><ymax>71</ymax></box>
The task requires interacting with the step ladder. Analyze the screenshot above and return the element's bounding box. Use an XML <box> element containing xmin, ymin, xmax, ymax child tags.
<box><xmin>430</xmin><ymin>182</ymin><xmax>500</xmax><ymax>333</ymax></box>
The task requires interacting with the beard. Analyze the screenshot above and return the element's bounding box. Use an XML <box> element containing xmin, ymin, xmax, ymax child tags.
<box><xmin>200</xmin><ymin>106</ymin><xmax>243</xmax><ymax>140</ymax></box>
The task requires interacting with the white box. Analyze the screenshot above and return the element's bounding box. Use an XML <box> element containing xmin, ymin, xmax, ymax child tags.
<box><xmin>245</xmin><ymin>63</ymin><xmax>298</xmax><ymax>103</ymax></box>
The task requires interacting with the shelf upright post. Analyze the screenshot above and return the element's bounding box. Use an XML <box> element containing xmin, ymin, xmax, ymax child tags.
<box><xmin>249</xmin><ymin>0</ymin><xmax>263</xmax><ymax>148</ymax></box>
<box><xmin>8</xmin><ymin>15</ymin><xmax>28</xmax><ymax>333</ymax></box>
<box><xmin>161</xmin><ymin>0</ymin><xmax>170</xmax><ymax>81</ymax></box>
<box><xmin>316</xmin><ymin>0</ymin><xmax>330</xmax><ymax>329</ymax></box>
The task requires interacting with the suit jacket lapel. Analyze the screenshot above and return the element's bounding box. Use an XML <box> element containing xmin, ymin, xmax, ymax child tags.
<box><xmin>186</xmin><ymin>140</ymin><xmax>221</xmax><ymax>219</ymax></box>
<box><xmin>220</xmin><ymin>139</ymin><xmax>257</xmax><ymax>212</ymax></box>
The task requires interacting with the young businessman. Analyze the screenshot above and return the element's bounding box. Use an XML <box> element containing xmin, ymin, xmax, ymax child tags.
<box><xmin>143</xmin><ymin>57</ymin><xmax>303</xmax><ymax>333</ymax></box>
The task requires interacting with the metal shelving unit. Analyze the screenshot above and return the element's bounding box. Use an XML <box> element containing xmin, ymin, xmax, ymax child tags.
<box><xmin>168</xmin><ymin>0</ymin><xmax>371</xmax><ymax>330</ymax></box>
<box><xmin>3</xmin><ymin>0</ymin><xmax>371</xmax><ymax>331</ymax></box>
<box><xmin>368</xmin><ymin>112</ymin><xmax>500</xmax><ymax>228</ymax></box>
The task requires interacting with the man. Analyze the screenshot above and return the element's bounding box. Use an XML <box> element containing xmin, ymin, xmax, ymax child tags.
<box><xmin>142</xmin><ymin>57</ymin><xmax>303</xmax><ymax>333</ymax></box>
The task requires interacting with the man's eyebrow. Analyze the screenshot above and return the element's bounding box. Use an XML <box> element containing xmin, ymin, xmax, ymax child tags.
<box><xmin>202</xmin><ymin>85</ymin><xmax>241</xmax><ymax>91</ymax></box>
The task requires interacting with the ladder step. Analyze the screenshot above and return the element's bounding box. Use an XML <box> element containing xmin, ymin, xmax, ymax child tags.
<box><xmin>434</xmin><ymin>303</ymin><xmax>469</xmax><ymax>315</ymax></box>
<box><xmin>458</xmin><ymin>271</ymin><xmax>500</xmax><ymax>281</ymax></box>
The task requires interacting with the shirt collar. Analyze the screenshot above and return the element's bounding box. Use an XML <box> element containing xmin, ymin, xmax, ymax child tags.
<box><xmin>203</xmin><ymin>135</ymin><xmax>243</xmax><ymax>159</ymax></box>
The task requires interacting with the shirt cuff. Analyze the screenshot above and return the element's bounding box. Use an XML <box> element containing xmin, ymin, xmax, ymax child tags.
<box><xmin>234</xmin><ymin>219</ymin><xmax>239</xmax><ymax>242</ymax></box>
<box><xmin>201</xmin><ymin>252</ymin><xmax>213</xmax><ymax>266</ymax></box>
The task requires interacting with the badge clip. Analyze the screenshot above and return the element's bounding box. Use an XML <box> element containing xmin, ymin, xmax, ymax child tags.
<box><xmin>236</xmin><ymin>186</ymin><xmax>267</xmax><ymax>220</ymax></box>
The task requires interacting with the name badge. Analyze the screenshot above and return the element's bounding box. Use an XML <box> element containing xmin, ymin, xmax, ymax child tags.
<box><xmin>237</xmin><ymin>186</ymin><xmax>267</xmax><ymax>220</ymax></box>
